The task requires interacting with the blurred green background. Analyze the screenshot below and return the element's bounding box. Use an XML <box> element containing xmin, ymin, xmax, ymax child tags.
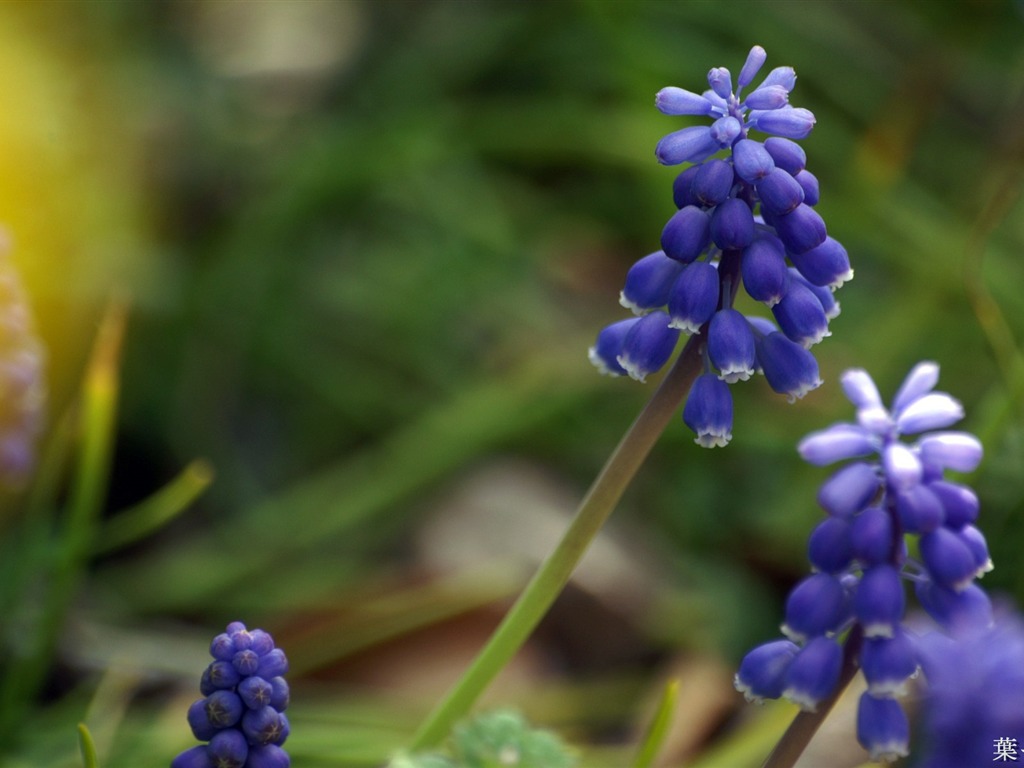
<box><xmin>1</xmin><ymin>0</ymin><xmax>1023</xmax><ymax>766</ymax></box>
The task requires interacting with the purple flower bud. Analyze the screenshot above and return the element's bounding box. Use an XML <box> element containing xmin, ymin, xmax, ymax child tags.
<box><xmin>188</xmin><ymin>698</ymin><xmax>218</xmax><ymax>741</ymax></box>
<box><xmin>744</xmin><ymin>84</ymin><xmax>790</xmax><ymax>110</ymax></box>
<box><xmin>710</xmin><ymin>197</ymin><xmax>755</xmax><ymax>250</ymax></box>
<box><xmin>794</xmin><ymin>169</ymin><xmax>819</xmax><ymax>205</ymax></box>
<box><xmin>269</xmin><ymin>677</ymin><xmax>290</xmax><ymax>711</ymax></box>
<box><xmin>732</xmin><ymin>139</ymin><xmax>775</xmax><ymax>182</ymax></box>
<box><xmin>755</xmin><ymin>168</ymin><xmax>804</xmax><ymax>216</ymax></box>
<box><xmin>682</xmin><ymin>373</ymin><xmax>733</xmax><ymax>448</ymax></box>
<box><xmin>710</xmin><ymin>115</ymin><xmax>742</xmax><ymax>147</ymax></box>
<box><xmin>737</xmin><ymin>46</ymin><xmax>768</xmax><ymax>89</ymax></box>
<box><xmin>787</xmin><ymin>236</ymin><xmax>853</xmax><ymax>289</ymax></box>
<box><xmin>708</xmin><ymin>309</ymin><xmax>756</xmax><ymax>382</ymax></box>
<box><xmin>892</xmin><ymin>361</ymin><xmax>939</xmax><ymax>414</ymax></box>
<box><xmin>958</xmin><ymin>525</ymin><xmax>993</xmax><ymax>577</ymax></box>
<box><xmin>756</xmin><ymin>331</ymin><xmax>822</xmax><ymax>402</ymax></box>
<box><xmin>917</xmin><ymin>431</ymin><xmax>983</xmax><ymax>473</ymax></box>
<box><xmin>249</xmin><ymin>630</ymin><xmax>275</xmax><ymax>656</ymax></box>
<box><xmin>171</xmin><ymin>746</ymin><xmax>212</xmax><ymax>768</ymax></box>
<box><xmin>246</xmin><ymin>745</ymin><xmax>291</xmax><ymax>768</ymax></box>
<box><xmin>895</xmin><ymin>484</ymin><xmax>944</xmax><ymax>534</ymax></box>
<box><xmin>205</xmin><ymin>690</ymin><xmax>244</xmax><ymax>728</ymax></box>
<box><xmin>226</xmin><ymin>621</ymin><xmax>247</xmax><ymax>635</ymax></box>
<box><xmin>782</xmin><ymin>573</ymin><xmax>849</xmax><ymax>642</ymax></box>
<box><xmin>204</xmin><ymin>661</ymin><xmax>241</xmax><ymax>692</ymax></box>
<box><xmin>256</xmin><ymin>648</ymin><xmax>289</xmax><ymax>679</ymax></box>
<box><xmin>208</xmin><ymin>729</ymin><xmax>248</xmax><ymax>768</ymax></box>
<box><xmin>860</xmin><ymin>630</ymin><xmax>918</xmax><ymax>697</ymax></box>
<box><xmin>620</xmin><ymin>251</ymin><xmax>685</xmax><ymax>313</ymax></box>
<box><xmin>667</xmin><ymin>262</ymin><xmax>719</xmax><ymax>334</ymax></box>
<box><xmin>672</xmin><ymin>165</ymin><xmax>700</xmax><ymax>208</ymax></box>
<box><xmin>661</xmin><ymin>205</ymin><xmax>711</xmax><ymax>263</ymax></box>
<box><xmin>734</xmin><ymin>639</ymin><xmax>799</xmax><ymax>703</ymax></box>
<box><xmin>588</xmin><ymin>318</ymin><xmax>637</xmax><ymax>376</ymax></box>
<box><xmin>230</xmin><ymin>629</ymin><xmax>253</xmax><ymax>651</ymax></box>
<box><xmin>783</xmin><ymin>636</ymin><xmax>843</xmax><ymax>712</ymax></box>
<box><xmin>840</xmin><ymin>369</ymin><xmax>883</xmax><ymax>411</ymax></box>
<box><xmin>655</xmin><ymin>86</ymin><xmax>715</xmax><ymax>116</ymax></box>
<box><xmin>243</xmin><ymin>706</ymin><xmax>287</xmax><ymax>746</ymax></box>
<box><xmin>691</xmin><ymin>158</ymin><xmax>735</xmax><ymax>206</ymax></box>
<box><xmin>656</xmin><ymin>125</ymin><xmax>718</xmax><ymax>166</ymax></box>
<box><xmin>816</xmin><ymin>461</ymin><xmax>879</xmax><ymax>517</ymax></box>
<box><xmin>856</xmin><ymin>693</ymin><xmax>909</xmax><ymax>762</ymax></box>
<box><xmin>741</xmin><ymin>233</ymin><xmax>788</xmax><ymax>306</ymax></box>
<box><xmin>750</xmin><ymin>106</ymin><xmax>816</xmax><ymax>139</ymax></box>
<box><xmin>773</xmin><ymin>203</ymin><xmax>827</xmax><ymax>254</ymax></box>
<box><xmin>617</xmin><ymin>310</ymin><xmax>679</xmax><ymax>382</ymax></box>
<box><xmin>759</xmin><ymin>66</ymin><xmax>797</xmax><ymax>92</ymax></box>
<box><xmin>232</xmin><ymin>649</ymin><xmax>260</xmax><ymax>676</ymax></box>
<box><xmin>763</xmin><ymin>137</ymin><xmax>806</xmax><ymax>175</ymax></box>
<box><xmin>793</xmin><ymin>276</ymin><xmax>840</xmax><ymax>320</ymax></box>
<box><xmin>772</xmin><ymin>278</ymin><xmax>830</xmax><ymax>348</ymax></box>
<box><xmin>798</xmin><ymin>424</ymin><xmax>873</xmax><ymax>466</ymax></box>
<box><xmin>882</xmin><ymin>442</ymin><xmax>922</xmax><ymax>491</ymax></box>
<box><xmin>707</xmin><ymin>67</ymin><xmax>732</xmax><ymax>99</ymax></box>
<box><xmin>807</xmin><ymin>516</ymin><xmax>853</xmax><ymax>574</ymax></box>
<box><xmin>854</xmin><ymin>565</ymin><xmax>905</xmax><ymax>638</ymax></box>
<box><xmin>915</xmin><ymin>580</ymin><xmax>993</xmax><ymax>631</ymax></box>
<box><xmin>920</xmin><ymin>527</ymin><xmax>979</xmax><ymax>592</ymax></box>
<box><xmin>239</xmin><ymin>676</ymin><xmax>274</xmax><ymax>709</ymax></box>
<box><xmin>928</xmin><ymin>480</ymin><xmax>979</xmax><ymax>529</ymax></box>
<box><xmin>211</xmin><ymin>633</ymin><xmax>235</xmax><ymax>661</ymax></box>
<box><xmin>895</xmin><ymin>393</ymin><xmax>964</xmax><ymax>434</ymax></box>
<box><xmin>850</xmin><ymin>506</ymin><xmax>895</xmax><ymax>566</ymax></box>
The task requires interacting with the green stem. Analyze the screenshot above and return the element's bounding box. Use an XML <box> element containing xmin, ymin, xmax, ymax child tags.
<box><xmin>409</xmin><ymin>336</ymin><xmax>703</xmax><ymax>750</ymax></box>
<box><xmin>760</xmin><ymin>627</ymin><xmax>863</xmax><ymax>768</ymax></box>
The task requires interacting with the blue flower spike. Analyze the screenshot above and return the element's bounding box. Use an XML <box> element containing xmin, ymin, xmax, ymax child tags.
<box><xmin>736</xmin><ymin>362</ymin><xmax>1001</xmax><ymax>763</ymax></box>
<box><xmin>591</xmin><ymin>45</ymin><xmax>850</xmax><ymax>446</ymax></box>
<box><xmin>172</xmin><ymin>622</ymin><xmax>291</xmax><ymax>768</ymax></box>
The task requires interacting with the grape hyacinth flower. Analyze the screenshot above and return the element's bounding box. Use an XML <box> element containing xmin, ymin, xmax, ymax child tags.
<box><xmin>589</xmin><ymin>45</ymin><xmax>851</xmax><ymax>447</ymax></box>
<box><xmin>735</xmin><ymin>362</ymin><xmax>989</xmax><ymax>763</ymax></box>
<box><xmin>172</xmin><ymin>622</ymin><xmax>291</xmax><ymax>768</ymax></box>
<box><xmin>0</xmin><ymin>232</ymin><xmax>46</xmax><ymax>487</ymax></box>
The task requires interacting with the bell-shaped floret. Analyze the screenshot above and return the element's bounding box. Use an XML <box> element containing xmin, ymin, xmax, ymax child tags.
<box><xmin>682</xmin><ymin>373</ymin><xmax>733</xmax><ymax>448</ymax></box>
<box><xmin>917</xmin><ymin>431</ymin><xmax>983</xmax><ymax>473</ymax></box>
<box><xmin>707</xmin><ymin>66</ymin><xmax>733</xmax><ymax>99</ymax></box>
<box><xmin>860</xmin><ymin>630</ymin><xmax>918</xmax><ymax>697</ymax></box>
<box><xmin>782</xmin><ymin>572</ymin><xmax>849</xmax><ymax>642</ymax></box>
<box><xmin>927</xmin><ymin>480</ymin><xmax>979</xmax><ymax>529</ymax></box>
<box><xmin>896</xmin><ymin>392</ymin><xmax>964</xmax><ymax>434</ymax></box>
<box><xmin>892</xmin><ymin>361</ymin><xmax>940</xmax><ymax>414</ymax></box>
<box><xmin>588</xmin><ymin>318</ymin><xmax>638</xmax><ymax>376</ymax></box>
<box><xmin>208</xmin><ymin>729</ymin><xmax>249</xmax><ymax>768</ymax></box>
<box><xmin>755</xmin><ymin>168</ymin><xmax>804</xmax><ymax>216</ymax></box>
<box><xmin>788</xmin><ymin>237</ymin><xmax>853</xmax><ymax>289</ymax></box>
<box><xmin>246</xmin><ymin>745</ymin><xmax>291</xmax><ymax>768</ymax></box>
<box><xmin>756</xmin><ymin>331</ymin><xmax>822</xmax><ymax>403</ymax></box>
<box><xmin>856</xmin><ymin>693</ymin><xmax>910</xmax><ymax>762</ymax></box>
<box><xmin>668</xmin><ymin>262</ymin><xmax>719</xmax><ymax>333</ymax></box>
<box><xmin>243</xmin><ymin>706</ymin><xmax>288</xmax><ymax>747</ymax></box>
<box><xmin>920</xmin><ymin>527</ymin><xmax>979</xmax><ymax>592</ymax></box>
<box><xmin>672</xmin><ymin>165</ymin><xmax>700</xmax><ymax>208</ymax></box>
<box><xmin>171</xmin><ymin>747</ymin><xmax>212</xmax><ymax>768</ymax></box>
<box><xmin>620</xmin><ymin>251</ymin><xmax>685</xmax><ymax>313</ymax></box>
<box><xmin>710</xmin><ymin>115</ymin><xmax>742</xmax><ymax>147</ymax></box>
<box><xmin>895</xmin><ymin>484</ymin><xmax>944</xmax><ymax>534</ymax></box>
<box><xmin>710</xmin><ymin>197</ymin><xmax>755</xmax><ymax>251</ymax></box>
<box><xmin>763</xmin><ymin>137</ymin><xmax>806</xmax><ymax>175</ymax></box>
<box><xmin>708</xmin><ymin>309</ymin><xmax>756</xmax><ymax>382</ymax></box>
<box><xmin>616</xmin><ymin>311</ymin><xmax>679</xmax><ymax>382</ymax></box>
<box><xmin>854</xmin><ymin>564</ymin><xmax>905</xmax><ymax>638</ymax></box>
<box><xmin>737</xmin><ymin>45</ymin><xmax>768</xmax><ymax>89</ymax></box>
<box><xmin>733</xmin><ymin>138</ymin><xmax>775</xmax><ymax>182</ymax></box>
<box><xmin>734</xmin><ymin>639</ymin><xmax>799</xmax><ymax>703</ymax></box>
<box><xmin>794</xmin><ymin>169</ymin><xmax>819</xmax><ymax>205</ymax></box>
<box><xmin>692</xmin><ymin>158</ymin><xmax>735</xmax><ymax>206</ymax></box>
<box><xmin>773</xmin><ymin>203</ymin><xmax>827</xmax><ymax>254</ymax></box>
<box><xmin>750</xmin><ymin>106</ymin><xmax>816</xmax><ymax>139</ymax></box>
<box><xmin>741</xmin><ymin>233</ymin><xmax>788</xmax><ymax>307</ymax></box>
<box><xmin>807</xmin><ymin>517</ymin><xmax>854</xmax><ymax>574</ymax></box>
<box><xmin>850</xmin><ymin>506</ymin><xmax>895</xmax><ymax>567</ymax></box>
<box><xmin>772</xmin><ymin>278</ymin><xmax>830</xmax><ymax>348</ymax></box>
<box><xmin>744</xmin><ymin>84</ymin><xmax>790</xmax><ymax>110</ymax></box>
<box><xmin>782</xmin><ymin>636</ymin><xmax>843</xmax><ymax>712</ymax></box>
<box><xmin>915</xmin><ymin>580</ymin><xmax>993</xmax><ymax>632</ymax></box>
<box><xmin>655</xmin><ymin>125</ymin><xmax>718</xmax><ymax>166</ymax></box>
<box><xmin>817</xmin><ymin>461</ymin><xmax>879</xmax><ymax>517</ymax></box>
<box><xmin>958</xmin><ymin>525</ymin><xmax>993</xmax><ymax>578</ymax></box>
<box><xmin>655</xmin><ymin>86</ymin><xmax>716</xmax><ymax>116</ymax></box>
<box><xmin>799</xmin><ymin>424</ymin><xmax>873</xmax><ymax>466</ymax></box>
<box><xmin>882</xmin><ymin>442</ymin><xmax>922</xmax><ymax>491</ymax></box>
<box><xmin>661</xmin><ymin>205</ymin><xmax>712</xmax><ymax>263</ymax></box>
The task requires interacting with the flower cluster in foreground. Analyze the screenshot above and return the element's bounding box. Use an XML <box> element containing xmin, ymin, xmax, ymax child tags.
<box><xmin>735</xmin><ymin>363</ymin><xmax>991</xmax><ymax>762</ymax></box>
<box><xmin>589</xmin><ymin>45</ymin><xmax>851</xmax><ymax>447</ymax></box>
<box><xmin>172</xmin><ymin>622</ymin><xmax>290</xmax><ymax>768</ymax></box>
<box><xmin>0</xmin><ymin>233</ymin><xmax>45</xmax><ymax>486</ymax></box>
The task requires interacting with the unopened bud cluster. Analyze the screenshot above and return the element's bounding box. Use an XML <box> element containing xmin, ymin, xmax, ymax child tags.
<box><xmin>172</xmin><ymin>622</ymin><xmax>291</xmax><ymax>768</ymax></box>
<box><xmin>735</xmin><ymin>363</ymin><xmax>990</xmax><ymax>762</ymax></box>
<box><xmin>589</xmin><ymin>45</ymin><xmax>851</xmax><ymax>447</ymax></box>
<box><xmin>0</xmin><ymin>234</ymin><xmax>45</xmax><ymax>486</ymax></box>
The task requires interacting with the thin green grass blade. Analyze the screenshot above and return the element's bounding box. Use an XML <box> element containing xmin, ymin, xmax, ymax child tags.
<box><xmin>632</xmin><ymin>679</ymin><xmax>678</xmax><ymax>768</ymax></box>
<box><xmin>77</xmin><ymin>723</ymin><xmax>99</xmax><ymax>768</ymax></box>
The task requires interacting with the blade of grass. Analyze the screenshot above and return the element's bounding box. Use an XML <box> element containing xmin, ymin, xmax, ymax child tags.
<box><xmin>632</xmin><ymin>679</ymin><xmax>679</xmax><ymax>768</ymax></box>
<box><xmin>77</xmin><ymin>724</ymin><xmax>100</xmax><ymax>768</ymax></box>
